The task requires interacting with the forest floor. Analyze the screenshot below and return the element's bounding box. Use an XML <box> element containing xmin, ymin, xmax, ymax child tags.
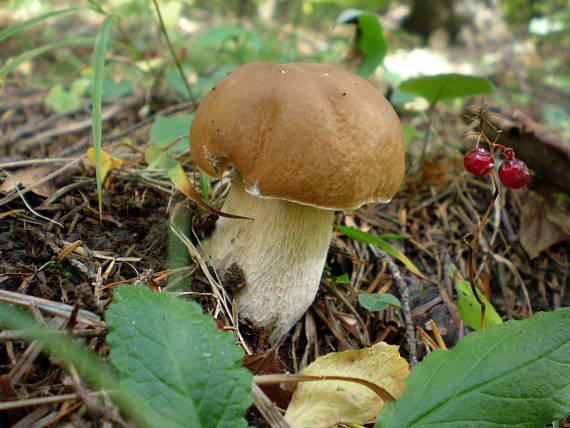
<box><xmin>1</xmin><ymin>9</ymin><xmax>569</xmax><ymax>428</ymax></box>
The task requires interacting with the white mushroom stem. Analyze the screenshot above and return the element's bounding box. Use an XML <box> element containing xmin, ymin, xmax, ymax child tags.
<box><xmin>201</xmin><ymin>174</ymin><xmax>334</xmax><ymax>340</ymax></box>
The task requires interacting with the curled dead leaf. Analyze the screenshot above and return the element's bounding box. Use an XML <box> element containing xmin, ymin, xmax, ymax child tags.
<box><xmin>0</xmin><ymin>166</ymin><xmax>58</xmax><ymax>197</ymax></box>
<box><xmin>86</xmin><ymin>148</ymin><xmax>123</xmax><ymax>183</ymax></box>
<box><xmin>513</xmin><ymin>189</ymin><xmax>570</xmax><ymax>259</ymax></box>
<box><xmin>284</xmin><ymin>342</ymin><xmax>409</xmax><ymax>428</ymax></box>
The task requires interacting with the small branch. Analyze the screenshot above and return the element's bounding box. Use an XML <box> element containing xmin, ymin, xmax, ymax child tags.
<box><xmin>0</xmin><ymin>392</ymin><xmax>104</xmax><ymax>411</ymax></box>
<box><xmin>251</xmin><ymin>383</ymin><xmax>290</xmax><ymax>428</ymax></box>
<box><xmin>370</xmin><ymin>247</ymin><xmax>417</xmax><ymax>367</ymax></box>
<box><xmin>254</xmin><ymin>374</ymin><xmax>395</xmax><ymax>402</ymax></box>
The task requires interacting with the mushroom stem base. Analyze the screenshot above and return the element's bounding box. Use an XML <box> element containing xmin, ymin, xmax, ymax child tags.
<box><xmin>200</xmin><ymin>176</ymin><xmax>334</xmax><ymax>340</ymax></box>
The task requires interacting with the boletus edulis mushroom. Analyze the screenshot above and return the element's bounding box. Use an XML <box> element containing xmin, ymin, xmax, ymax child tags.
<box><xmin>190</xmin><ymin>62</ymin><xmax>404</xmax><ymax>340</ymax></box>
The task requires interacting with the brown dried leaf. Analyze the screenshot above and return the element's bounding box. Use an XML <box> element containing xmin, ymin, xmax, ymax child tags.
<box><xmin>284</xmin><ymin>342</ymin><xmax>409</xmax><ymax>428</ymax></box>
<box><xmin>514</xmin><ymin>189</ymin><xmax>570</xmax><ymax>259</ymax></box>
<box><xmin>243</xmin><ymin>347</ymin><xmax>293</xmax><ymax>410</ymax></box>
<box><xmin>0</xmin><ymin>166</ymin><xmax>57</xmax><ymax>197</ymax></box>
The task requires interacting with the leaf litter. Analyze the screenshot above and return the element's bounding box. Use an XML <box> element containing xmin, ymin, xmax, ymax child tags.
<box><xmin>1</xmin><ymin>13</ymin><xmax>569</xmax><ymax>428</ymax></box>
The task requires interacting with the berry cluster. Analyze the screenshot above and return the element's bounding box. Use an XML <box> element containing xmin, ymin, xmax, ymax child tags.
<box><xmin>464</xmin><ymin>146</ymin><xmax>529</xmax><ymax>189</ymax></box>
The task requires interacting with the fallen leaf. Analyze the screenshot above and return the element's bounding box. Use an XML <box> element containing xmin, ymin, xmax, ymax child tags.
<box><xmin>86</xmin><ymin>148</ymin><xmax>123</xmax><ymax>183</ymax></box>
<box><xmin>144</xmin><ymin>143</ymin><xmax>249</xmax><ymax>220</ymax></box>
<box><xmin>243</xmin><ymin>346</ymin><xmax>293</xmax><ymax>410</ymax></box>
<box><xmin>284</xmin><ymin>342</ymin><xmax>409</xmax><ymax>428</ymax></box>
<box><xmin>513</xmin><ymin>189</ymin><xmax>570</xmax><ymax>259</ymax></box>
<box><xmin>0</xmin><ymin>166</ymin><xmax>57</xmax><ymax>197</ymax></box>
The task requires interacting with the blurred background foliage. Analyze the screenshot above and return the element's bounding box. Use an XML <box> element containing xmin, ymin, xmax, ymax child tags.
<box><xmin>2</xmin><ymin>0</ymin><xmax>569</xmax><ymax>138</ymax></box>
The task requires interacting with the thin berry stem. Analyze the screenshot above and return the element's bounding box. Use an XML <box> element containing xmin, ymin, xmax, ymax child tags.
<box><xmin>464</xmin><ymin>109</ymin><xmax>503</xmax><ymax>331</ymax></box>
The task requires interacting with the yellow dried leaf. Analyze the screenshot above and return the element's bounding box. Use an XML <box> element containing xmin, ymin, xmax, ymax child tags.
<box><xmin>285</xmin><ymin>342</ymin><xmax>409</xmax><ymax>428</ymax></box>
<box><xmin>86</xmin><ymin>148</ymin><xmax>123</xmax><ymax>183</ymax></box>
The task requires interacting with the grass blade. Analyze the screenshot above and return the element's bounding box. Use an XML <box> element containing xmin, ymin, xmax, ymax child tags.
<box><xmin>91</xmin><ymin>15</ymin><xmax>114</xmax><ymax>216</ymax></box>
<box><xmin>0</xmin><ymin>8</ymin><xmax>77</xmax><ymax>43</ymax></box>
<box><xmin>0</xmin><ymin>36</ymin><xmax>93</xmax><ymax>80</ymax></box>
<box><xmin>337</xmin><ymin>225</ymin><xmax>425</xmax><ymax>278</ymax></box>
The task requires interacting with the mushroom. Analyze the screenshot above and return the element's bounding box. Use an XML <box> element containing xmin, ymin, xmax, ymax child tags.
<box><xmin>190</xmin><ymin>62</ymin><xmax>404</xmax><ymax>340</ymax></box>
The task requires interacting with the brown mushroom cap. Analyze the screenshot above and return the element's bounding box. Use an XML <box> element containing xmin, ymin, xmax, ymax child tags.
<box><xmin>190</xmin><ymin>62</ymin><xmax>405</xmax><ymax>210</ymax></box>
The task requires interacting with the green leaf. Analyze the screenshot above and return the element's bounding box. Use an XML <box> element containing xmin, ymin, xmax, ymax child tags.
<box><xmin>149</xmin><ymin>114</ymin><xmax>193</xmax><ymax>153</ymax></box>
<box><xmin>327</xmin><ymin>272</ymin><xmax>350</xmax><ymax>287</ymax></box>
<box><xmin>0</xmin><ymin>8</ymin><xmax>77</xmax><ymax>42</ymax></box>
<box><xmin>0</xmin><ymin>35</ymin><xmax>93</xmax><ymax>80</ymax></box>
<box><xmin>376</xmin><ymin>308</ymin><xmax>570</xmax><ymax>428</ymax></box>
<box><xmin>398</xmin><ymin>74</ymin><xmax>494</xmax><ymax>105</ymax></box>
<box><xmin>199</xmin><ymin>170</ymin><xmax>210</xmax><ymax>202</ymax></box>
<box><xmin>355</xmin><ymin>14</ymin><xmax>388</xmax><ymax>76</ymax></box>
<box><xmin>101</xmin><ymin>75</ymin><xmax>134</xmax><ymax>99</ymax></box>
<box><xmin>144</xmin><ymin>143</ymin><xmax>178</xmax><ymax>170</ymax></box>
<box><xmin>45</xmin><ymin>84</ymin><xmax>81</xmax><ymax>113</ymax></box>
<box><xmin>335</xmin><ymin>9</ymin><xmax>387</xmax><ymax>77</ymax></box>
<box><xmin>337</xmin><ymin>225</ymin><xmax>424</xmax><ymax>278</ymax></box>
<box><xmin>91</xmin><ymin>15</ymin><xmax>114</xmax><ymax>216</ymax></box>
<box><xmin>106</xmin><ymin>285</ymin><xmax>252</xmax><ymax>428</ymax></box>
<box><xmin>191</xmin><ymin>25</ymin><xmax>253</xmax><ymax>51</ymax></box>
<box><xmin>86</xmin><ymin>0</ymin><xmax>106</xmax><ymax>14</ymax></box>
<box><xmin>358</xmin><ymin>293</ymin><xmax>401</xmax><ymax>311</ymax></box>
<box><xmin>454</xmin><ymin>280</ymin><xmax>502</xmax><ymax>330</ymax></box>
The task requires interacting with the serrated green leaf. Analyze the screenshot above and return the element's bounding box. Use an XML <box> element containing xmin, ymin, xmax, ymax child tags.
<box><xmin>337</xmin><ymin>225</ymin><xmax>424</xmax><ymax>278</ymax></box>
<box><xmin>376</xmin><ymin>308</ymin><xmax>570</xmax><ymax>428</ymax></box>
<box><xmin>454</xmin><ymin>280</ymin><xmax>502</xmax><ymax>330</ymax></box>
<box><xmin>359</xmin><ymin>293</ymin><xmax>401</xmax><ymax>311</ymax></box>
<box><xmin>149</xmin><ymin>114</ymin><xmax>193</xmax><ymax>152</ymax></box>
<box><xmin>0</xmin><ymin>8</ymin><xmax>77</xmax><ymax>43</ymax></box>
<box><xmin>0</xmin><ymin>35</ymin><xmax>93</xmax><ymax>80</ymax></box>
<box><xmin>105</xmin><ymin>286</ymin><xmax>252</xmax><ymax>428</ymax></box>
<box><xmin>398</xmin><ymin>74</ymin><xmax>494</xmax><ymax>105</ymax></box>
<box><xmin>45</xmin><ymin>84</ymin><xmax>81</xmax><ymax>113</ymax></box>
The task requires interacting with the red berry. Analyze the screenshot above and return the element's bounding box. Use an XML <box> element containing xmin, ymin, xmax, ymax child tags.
<box><xmin>464</xmin><ymin>148</ymin><xmax>494</xmax><ymax>177</ymax></box>
<box><xmin>499</xmin><ymin>159</ymin><xmax>529</xmax><ymax>189</ymax></box>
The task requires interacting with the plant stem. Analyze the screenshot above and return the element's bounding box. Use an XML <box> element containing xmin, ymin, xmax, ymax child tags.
<box><xmin>151</xmin><ymin>0</ymin><xmax>197</xmax><ymax>108</ymax></box>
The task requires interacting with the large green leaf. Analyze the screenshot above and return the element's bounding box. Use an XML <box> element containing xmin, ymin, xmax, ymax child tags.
<box><xmin>398</xmin><ymin>74</ymin><xmax>494</xmax><ymax>105</ymax></box>
<box><xmin>335</xmin><ymin>9</ymin><xmax>387</xmax><ymax>77</ymax></box>
<box><xmin>376</xmin><ymin>308</ymin><xmax>570</xmax><ymax>428</ymax></box>
<box><xmin>105</xmin><ymin>286</ymin><xmax>252</xmax><ymax>428</ymax></box>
